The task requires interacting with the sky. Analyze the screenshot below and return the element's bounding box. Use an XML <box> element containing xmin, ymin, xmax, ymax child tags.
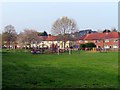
<box><xmin>1</xmin><ymin>1</ymin><xmax>118</xmax><ymax>34</ymax></box>
<box><xmin>118</xmin><ymin>1</ymin><xmax>120</xmax><ymax>31</ymax></box>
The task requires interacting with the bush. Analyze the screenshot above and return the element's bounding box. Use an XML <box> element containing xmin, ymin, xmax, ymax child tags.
<box><xmin>85</xmin><ymin>42</ymin><xmax>96</xmax><ymax>48</ymax></box>
<box><xmin>80</xmin><ymin>44</ymin><xmax>86</xmax><ymax>49</ymax></box>
<box><xmin>80</xmin><ymin>42</ymin><xmax>96</xmax><ymax>50</ymax></box>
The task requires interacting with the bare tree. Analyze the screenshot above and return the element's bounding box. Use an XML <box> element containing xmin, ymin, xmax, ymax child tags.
<box><xmin>51</xmin><ymin>16</ymin><xmax>78</xmax><ymax>49</ymax></box>
<box><xmin>0</xmin><ymin>34</ymin><xmax>2</xmax><ymax>48</ymax></box>
<box><xmin>17</xmin><ymin>29</ymin><xmax>40</xmax><ymax>49</ymax></box>
<box><xmin>2</xmin><ymin>25</ymin><xmax>17</xmax><ymax>49</ymax></box>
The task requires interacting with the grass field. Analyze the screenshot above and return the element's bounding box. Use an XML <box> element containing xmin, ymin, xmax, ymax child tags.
<box><xmin>2</xmin><ymin>50</ymin><xmax>119</xmax><ymax>88</ymax></box>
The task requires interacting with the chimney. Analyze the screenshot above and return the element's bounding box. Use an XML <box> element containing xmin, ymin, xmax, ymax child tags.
<box><xmin>48</xmin><ymin>34</ymin><xmax>51</xmax><ymax>37</ymax></box>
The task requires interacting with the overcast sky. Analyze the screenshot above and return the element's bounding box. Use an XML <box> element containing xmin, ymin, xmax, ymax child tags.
<box><xmin>1</xmin><ymin>1</ymin><xmax>118</xmax><ymax>34</ymax></box>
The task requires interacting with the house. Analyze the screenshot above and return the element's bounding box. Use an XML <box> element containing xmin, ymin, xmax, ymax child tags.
<box><xmin>77</xmin><ymin>32</ymin><xmax>120</xmax><ymax>50</ymax></box>
<box><xmin>37</xmin><ymin>35</ymin><xmax>76</xmax><ymax>49</ymax></box>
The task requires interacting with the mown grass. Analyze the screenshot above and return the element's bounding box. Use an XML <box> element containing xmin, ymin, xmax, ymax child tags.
<box><xmin>2</xmin><ymin>50</ymin><xmax>118</xmax><ymax>88</ymax></box>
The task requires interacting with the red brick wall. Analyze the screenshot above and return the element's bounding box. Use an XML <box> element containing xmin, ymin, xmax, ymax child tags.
<box><xmin>76</xmin><ymin>38</ymin><xmax>119</xmax><ymax>49</ymax></box>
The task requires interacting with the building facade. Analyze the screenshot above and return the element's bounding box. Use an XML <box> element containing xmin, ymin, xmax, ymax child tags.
<box><xmin>77</xmin><ymin>32</ymin><xmax>120</xmax><ymax>50</ymax></box>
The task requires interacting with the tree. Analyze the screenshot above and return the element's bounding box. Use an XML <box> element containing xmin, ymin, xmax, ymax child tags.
<box><xmin>80</xmin><ymin>43</ymin><xmax>96</xmax><ymax>50</ymax></box>
<box><xmin>2</xmin><ymin>25</ymin><xmax>17</xmax><ymax>49</ymax></box>
<box><xmin>17</xmin><ymin>29</ymin><xmax>40</xmax><ymax>49</ymax></box>
<box><xmin>103</xmin><ymin>29</ymin><xmax>111</xmax><ymax>33</ymax></box>
<box><xmin>38</xmin><ymin>31</ymin><xmax>48</xmax><ymax>36</ymax></box>
<box><xmin>111</xmin><ymin>27</ymin><xmax>117</xmax><ymax>32</ymax></box>
<box><xmin>43</xmin><ymin>31</ymin><xmax>48</xmax><ymax>36</ymax></box>
<box><xmin>51</xmin><ymin>16</ymin><xmax>78</xmax><ymax>49</ymax></box>
<box><xmin>85</xmin><ymin>42</ymin><xmax>96</xmax><ymax>49</ymax></box>
<box><xmin>80</xmin><ymin>44</ymin><xmax>86</xmax><ymax>49</ymax></box>
<box><xmin>0</xmin><ymin>34</ymin><xmax>2</xmax><ymax>47</ymax></box>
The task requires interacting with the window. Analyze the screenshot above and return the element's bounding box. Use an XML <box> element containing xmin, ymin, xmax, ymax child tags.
<box><xmin>113</xmin><ymin>45</ymin><xmax>118</xmax><ymax>48</ymax></box>
<box><xmin>104</xmin><ymin>45</ymin><xmax>109</xmax><ymax>49</ymax></box>
<box><xmin>114</xmin><ymin>39</ymin><xmax>118</xmax><ymax>42</ymax></box>
<box><xmin>84</xmin><ymin>40</ymin><xmax>88</xmax><ymax>43</ymax></box>
<box><xmin>105</xmin><ymin>39</ymin><xmax>109</xmax><ymax>42</ymax></box>
<box><xmin>96</xmin><ymin>40</ymin><xmax>100</xmax><ymax>43</ymax></box>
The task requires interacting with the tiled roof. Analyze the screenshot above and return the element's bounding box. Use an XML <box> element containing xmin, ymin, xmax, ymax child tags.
<box><xmin>38</xmin><ymin>36</ymin><xmax>47</xmax><ymax>41</ymax></box>
<box><xmin>79</xmin><ymin>34</ymin><xmax>87</xmax><ymax>40</ymax></box>
<box><xmin>38</xmin><ymin>32</ymin><xmax>119</xmax><ymax>41</ymax></box>
<box><xmin>38</xmin><ymin>35</ymin><xmax>77</xmax><ymax>41</ymax></box>
<box><xmin>38</xmin><ymin>36</ymin><xmax>57</xmax><ymax>41</ymax></box>
<box><xmin>46</xmin><ymin>36</ymin><xmax>57</xmax><ymax>41</ymax></box>
<box><xmin>83</xmin><ymin>32</ymin><xmax>119</xmax><ymax>40</ymax></box>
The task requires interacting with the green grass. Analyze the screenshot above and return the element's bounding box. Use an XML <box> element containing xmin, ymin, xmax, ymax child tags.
<box><xmin>2</xmin><ymin>50</ymin><xmax>118</xmax><ymax>88</ymax></box>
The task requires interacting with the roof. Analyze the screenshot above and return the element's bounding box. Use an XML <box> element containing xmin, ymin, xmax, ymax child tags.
<box><xmin>38</xmin><ymin>32</ymin><xmax>120</xmax><ymax>41</ymax></box>
<box><xmin>82</xmin><ymin>32</ymin><xmax>119</xmax><ymax>40</ymax></box>
<box><xmin>78</xmin><ymin>34</ymin><xmax>87</xmax><ymax>40</ymax></box>
<box><xmin>46</xmin><ymin>36</ymin><xmax>57</xmax><ymax>41</ymax></box>
<box><xmin>38</xmin><ymin>36</ymin><xmax>58</xmax><ymax>41</ymax></box>
<box><xmin>38</xmin><ymin>36</ymin><xmax>47</xmax><ymax>41</ymax></box>
<box><xmin>38</xmin><ymin>35</ymin><xmax>77</xmax><ymax>41</ymax></box>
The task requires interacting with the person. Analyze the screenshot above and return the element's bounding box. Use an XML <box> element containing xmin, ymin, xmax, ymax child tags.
<box><xmin>70</xmin><ymin>45</ymin><xmax>73</xmax><ymax>49</ymax></box>
<box><xmin>76</xmin><ymin>45</ymin><xmax>79</xmax><ymax>50</ymax></box>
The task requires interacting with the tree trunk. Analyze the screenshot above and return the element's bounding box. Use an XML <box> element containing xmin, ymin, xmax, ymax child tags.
<box><xmin>63</xmin><ymin>41</ymin><xmax>65</xmax><ymax>49</ymax></box>
<box><xmin>8</xmin><ymin>41</ymin><xmax>10</xmax><ymax>50</ymax></box>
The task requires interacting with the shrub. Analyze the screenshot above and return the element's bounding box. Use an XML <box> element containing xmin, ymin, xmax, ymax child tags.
<box><xmin>80</xmin><ymin>44</ymin><xmax>86</xmax><ymax>49</ymax></box>
<box><xmin>85</xmin><ymin>42</ymin><xmax>96</xmax><ymax>48</ymax></box>
<box><xmin>80</xmin><ymin>42</ymin><xmax>96</xmax><ymax>50</ymax></box>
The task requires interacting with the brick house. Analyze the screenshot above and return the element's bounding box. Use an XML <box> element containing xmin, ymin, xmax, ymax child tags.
<box><xmin>77</xmin><ymin>32</ymin><xmax>120</xmax><ymax>50</ymax></box>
